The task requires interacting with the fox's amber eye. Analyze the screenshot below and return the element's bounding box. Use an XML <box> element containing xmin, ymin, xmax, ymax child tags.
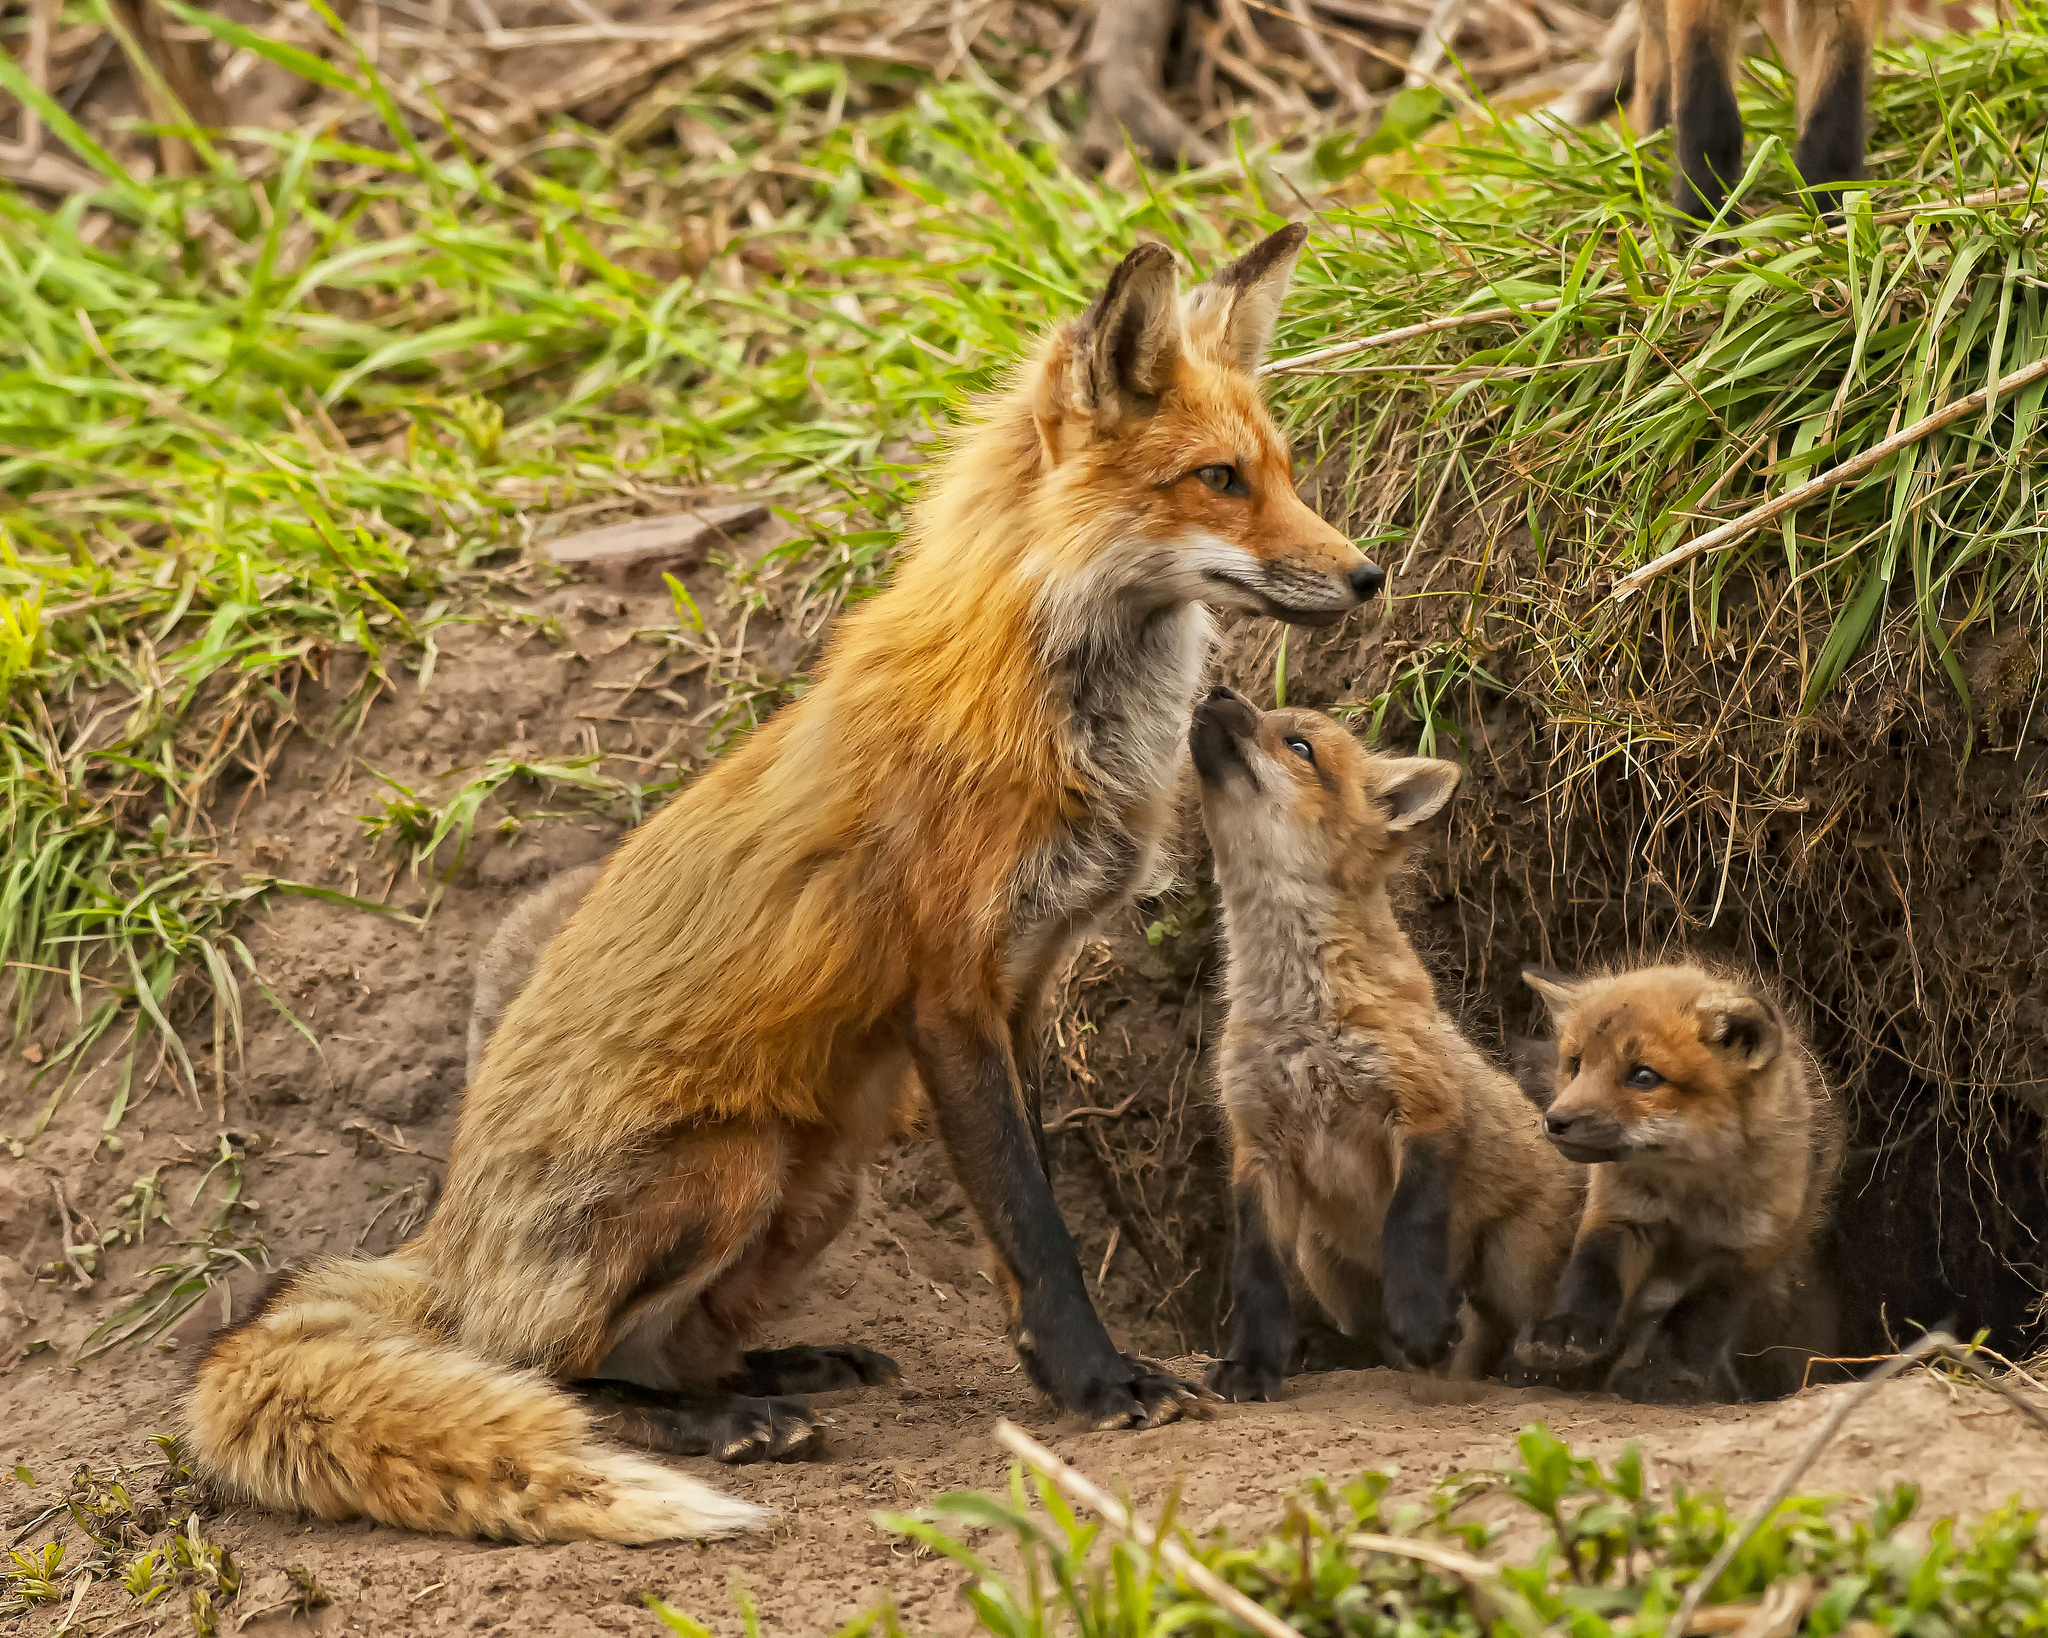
<box><xmin>1195</xmin><ymin>463</ymin><xmax>1247</xmax><ymax>496</ymax></box>
<box><xmin>1625</xmin><ymin>1065</ymin><xmax>1662</xmax><ymax>1088</ymax></box>
<box><xmin>1284</xmin><ymin>737</ymin><xmax>1314</xmax><ymax>764</ymax></box>
<box><xmin>1565</xmin><ymin>1056</ymin><xmax>1581</xmax><ymax>1079</ymax></box>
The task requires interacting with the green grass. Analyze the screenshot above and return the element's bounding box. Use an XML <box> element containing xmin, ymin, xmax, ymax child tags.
<box><xmin>631</xmin><ymin>1423</ymin><xmax>2048</xmax><ymax>1638</ymax></box>
<box><xmin>3</xmin><ymin>0</ymin><xmax>2043</xmax><ymax>1143</ymax></box>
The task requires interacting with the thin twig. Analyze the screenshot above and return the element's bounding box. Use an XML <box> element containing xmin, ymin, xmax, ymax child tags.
<box><xmin>1043</xmin><ymin>1089</ymin><xmax>1141</xmax><ymax>1133</ymax></box>
<box><xmin>51</xmin><ymin>1175</ymin><xmax>95</xmax><ymax>1290</ymax></box>
<box><xmin>338</xmin><ymin>1117</ymin><xmax>448</xmax><ymax>1165</ymax></box>
<box><xmin>1612</xmin><ymin>352</ymin><xmax>2048</xmax><ymax>600</ymax></box>
<box><xmin>992</xmin><ymin>1420</ymin><xmax>1309</xmax><ymax>1638</ymax></box>
<box><xmin>1664</xmin><ymin>1332</ymin><xmax>1954</xmax><ymax>1638</ymax></box>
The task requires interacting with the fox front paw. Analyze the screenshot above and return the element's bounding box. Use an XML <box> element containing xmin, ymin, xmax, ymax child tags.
<box><xmin>1075</xmin><ymin>1356</ymin><xmax>1218</xmax><ymax>1429</ymax></box>
<box><xmin>1384</xmin><ymin>1285</ymin><xmax>1460</xmax><ymax>1370</ymax></box>
<box><xmin>1205</xmin><ymin>1352</ymin><xmax>1285</xmax><ymax>1403</ymax></box>
<box><xmin>1607</xmin><ymin>1356</ymin><xmax>1725</xmax><ymax>1405</ymax></box>
<box><xmin>1506</xmin><ymin>1311</ymin><xmax>1613</xmax><ymax>1385</ymax></box>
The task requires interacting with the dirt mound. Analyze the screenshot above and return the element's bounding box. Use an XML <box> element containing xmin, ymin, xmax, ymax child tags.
<box><xmin>4</xmin><ymin>570</ymin><xmax>2045</xmax><ymax>1634</ymax></box>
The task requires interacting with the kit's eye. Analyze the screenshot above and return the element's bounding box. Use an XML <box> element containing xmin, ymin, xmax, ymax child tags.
<box><xmin>1284</xmin><ymin>737</ymin><xmax>1314</xmax><ymax>764</ymax></box>
<box><xmin>1625</xmin><ymin>1065</ymin><xmax>1663</xmax><ymax>1089</ymax></box>
<box><xmin>1196</xmin><ymin>464</ymin><xmax>1247</xmax><ymax>496</ymax></box>
<box><xmin>1564</xmin><ymin>1056</ymin><xmax>1581</xmax><ymax>1079</ymax></box>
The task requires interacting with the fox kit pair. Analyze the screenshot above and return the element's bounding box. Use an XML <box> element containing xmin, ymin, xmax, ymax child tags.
<box><xmin>1509</xmin><ymin>963</ymin><xmax>1843</xmax><ymax>1401</ymax></box>
<box><xmin>1195</xmin><ymin>692</ymin><xmax>1581</xmax><ymax>1397</ymax></box>
<box><xmin>1558</xmin><ymin>0</ymin><xmax>1885</xmax><ymax>223</ymax></box>
<box><xmin>184</xmin><ymin>225</ymin><xmax>1387</xmax><ymax>1544</ymax></box>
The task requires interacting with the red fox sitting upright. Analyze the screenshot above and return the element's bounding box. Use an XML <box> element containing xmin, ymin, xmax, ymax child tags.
<box><xmin>183</xmin><ymin>224</ymin><xmax>1387</xmax><ymax>1544</ymax></box>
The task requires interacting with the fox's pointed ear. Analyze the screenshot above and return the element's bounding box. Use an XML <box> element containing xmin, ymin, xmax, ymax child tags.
<box><xmin>1375</xmin><ymin>756</ymin><xmax>1460</xmax><ymax>833</ymax></box>
<box><xmin>1521</xmin><ymin>967</ymin><xmax>1581</xmax><ymax>1014</ymax></box>
<box><xmin>1181</xmin><ymin>222</ymin><xmax>1309</xmax><ymax>372</ymax></box>
<box><xmin>1048</xmin><ymin>242</ymin><xmax>1182</xmax><ymax>431</ymax></box>
<box><xmin>1700</xmin><ymin>992</ymin><xmax>1782</xmax><ymax>1072</ymax></box>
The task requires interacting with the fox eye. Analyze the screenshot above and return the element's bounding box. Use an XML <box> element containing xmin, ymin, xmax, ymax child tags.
<box><xmin>1284</xmin><ymin>737</ymin><xmax>1314</xmax><ymax>763</ymax></box>
<box><xmin>1565</xmin><ymin>1056</ymin><xmax>1581</xmax><ymax>1079</ymax></box>
<box><xmin>1625</xmin><ymin>1065</ymin><xmax>1662</xmax><ymax>1088</ymax></box>
<box><xmin>1195</xmin><ymin>463</ymin><xmax>1248</xmax><ymax>496</ymax></box>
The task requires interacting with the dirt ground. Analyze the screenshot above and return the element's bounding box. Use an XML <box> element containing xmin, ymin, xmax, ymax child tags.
<box><xmin>5</xmin><ymin>566</ymin><xmax>2048</xmax><ymax>1637</ymax></box>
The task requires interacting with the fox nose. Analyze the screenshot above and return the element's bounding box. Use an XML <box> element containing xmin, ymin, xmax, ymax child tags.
<box><xmin>1349</xmin><ymin>560</ymin><xmax>1387</xmax><ymax>601</ymax></box>
<box><xmin>1543</xmin><ymin>1111</ymin><xmax>1578</xmax><ymax>1140</ymax></box>
<box><xmin>1206</xmin><ymin>684</ymin><xmax>1247</xmax><ymax>705</ymax></box>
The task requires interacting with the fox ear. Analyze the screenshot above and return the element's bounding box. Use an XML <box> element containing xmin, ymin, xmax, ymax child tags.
<box><xmin>1375</xmin><ymin>756</ymin><xmax>1460</xmax><ymax>833</ymax></box>
<box><xmin>1700</xmin><ymin>992</ymin><xmax>1782</xmax><ymax>1072</ymax></box>
<box><xmin>1521</xmin><ymin>967</ymin><xmax>1581</xmax><ymax>1014</ymax></box>
<box><xmin>1060</xmin><ymin>241</ymin><xmax>1183</xmax><ymax>427</ymax></box>
<box><xmin>1182</xmin><ymin>222</ymin><xmax>1309</xmax><ymax>373</ymax></box>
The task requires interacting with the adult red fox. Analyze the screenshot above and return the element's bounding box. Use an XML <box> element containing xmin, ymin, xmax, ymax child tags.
<box><xmin>1551</xmin><ymin>0</ymin><xmax>1886</xmax><ymax>222</ymax></box>
<box><xmin>1506</xmin><ymin>963</ymin><xmax>1843</xmax><ymax>1401</ymax></box>
<box><xmin>184</xmin><ymin>225</ymin><xmax>1387</xmax><ymax>1543</ymax></box>
<box><xmin>1192</xmin><ymin>693</ymin><xmax>1580</xmax><ymax>1399</ymax></box>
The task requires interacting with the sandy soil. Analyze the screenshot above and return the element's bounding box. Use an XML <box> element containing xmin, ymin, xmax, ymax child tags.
<box><xmin>5</xmin><ymin>571</ymin><xmax>2048</xmax><ymax>1638</ymax></box>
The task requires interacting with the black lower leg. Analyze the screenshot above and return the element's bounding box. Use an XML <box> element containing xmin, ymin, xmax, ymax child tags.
<box><xmin>1673</xmin><ymin>33</ymin><xmax>1742</xmax><ymax>222</ymax></box>
<box><xmin>721</xmin><ymin>1343</ymin><xmax>900</xmax><ymax>1396</ymax></box>
<box><xmin>1795</xmin><ymin>48</ymin><xmax>1868</xmax><ymax>218</ymax></box>
<box><xmin>1208</xmin><ymin>1179</ymin><xmax>1296</xmax><ymax>1402</ymax></box>
<box><xmin>576</xmin><ymin>1381</ymin><xmax>824</xmax><ymax>1463</ymax></box>
<box><xmin>1381</xmin><ymin>1131</ymin><xmax>1461</xmax><ymax>1369</ymax></box>
<box><xmin>1609</xmin><ymin>1253</ymin><xmax>1748</xmax><ymax>1402</ymax></box>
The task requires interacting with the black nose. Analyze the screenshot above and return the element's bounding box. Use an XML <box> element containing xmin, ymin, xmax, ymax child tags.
<box><xmin>1349</xmin><ymin>560</ymin><xmax>1387</xmax><ymax>601</ymax></box>
<box><xmin>1206</xmin><ymin>684</ymin><xmax>1246</xmax><ymax>705</ymax></box>
<box><xmin>1543</xmin><ymin>1111</ymin><xmax>1575</xmax><ymax>1139</ymax></box>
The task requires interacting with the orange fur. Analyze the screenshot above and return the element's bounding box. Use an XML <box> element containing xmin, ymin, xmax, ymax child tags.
<box><xmin>184</xmin><ymin>226</ymin><xmax>1385</xmax><ymax>1542</ymax></box>
<box><xmin>1516</xmin><ymin>962</ymin><xmax>1844</xmax><ymax>1399</ymax></box>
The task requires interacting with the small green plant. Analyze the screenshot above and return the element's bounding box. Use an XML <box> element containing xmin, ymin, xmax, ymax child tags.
<box><xmin>359</xmin><ymin>753</ymin><xmax>647</xmax><ymax>911</ymax></box>
<box><xmin>841</xmin><ymin>1426</ymin><xmax>2048</xmax><ymax>1638</ymax></box>
<box><xmin>71</xmin><ymin>1136</ymin><xmax>266</xmax><ymax>1361</ymax></box>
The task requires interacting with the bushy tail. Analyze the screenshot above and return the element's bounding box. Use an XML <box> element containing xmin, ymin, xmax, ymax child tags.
<box><xmin>1547</xmin><ymin>0</ymin><xmax>1640</xmax><ymax>125</ymax></box>
<box><xmin>182</xmin><ymin>1258</ymin><xmax>763</xmax><ymax>1545</ymax></box>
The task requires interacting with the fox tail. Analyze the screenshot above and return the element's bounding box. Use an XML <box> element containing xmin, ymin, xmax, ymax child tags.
<box><xmin>182</xmin><ymin>1257</ymin><xmax>762</xmax><ymax>1544</ymax></box>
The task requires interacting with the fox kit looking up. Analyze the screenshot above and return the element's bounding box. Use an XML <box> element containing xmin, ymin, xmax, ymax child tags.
<box><xmin>1193</xmin><ymin>691</ymin><xmax>1581</xmax><ymax>1399</ymax></box>
<box><xmin>185</xmin><ymin>226</ymin><xmax>1387</xmax><ymax>1544</ymax></box>
<box><xmin>1507</xmin><ymin>963</ymin><xmax>1843</xmax><ymax>1402</ymax></box>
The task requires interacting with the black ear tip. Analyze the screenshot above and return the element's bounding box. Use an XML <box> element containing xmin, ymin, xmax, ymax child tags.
<box><xmin>1122</xmin><ymin>241</ymin><xmax>1177</xmax><ymax>273</ymax></box>
<box><xmin>1270</xmin><ymin>222</ymin><xmax>1310</xmax><ymax>252</ymax></box>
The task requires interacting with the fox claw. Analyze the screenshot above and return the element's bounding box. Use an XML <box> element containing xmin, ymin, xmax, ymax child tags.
<box><xmin>1206</xmin><ymin>1354</ymin><xmax>1284</xmax><ymax>1403</ymax></box>
<box><xmin>1080</xmin><ymin>1356</ymin><xmax>1216</xmax><ymax>1428</ymax></box>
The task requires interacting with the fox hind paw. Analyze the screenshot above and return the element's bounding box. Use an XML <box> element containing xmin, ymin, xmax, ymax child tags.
<box><xmin>727</xmin><ymin>1344</ymin><xmax>901</xmax><ymax>1396</ymax></box>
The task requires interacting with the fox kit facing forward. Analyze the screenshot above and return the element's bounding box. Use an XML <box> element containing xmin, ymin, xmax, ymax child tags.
<box><xmin>1507</xmin><ymin>963</ymin><xmax>1843</xmax><ymax>1402</ymax></box>
<box><xmin>186</xmin><ymin>226</ymin><xmax>1388</xmax><ymax>1544</ymax></box>
<box><xmin>1194</xmin><ymin>692</ymin><xmax>1581</xmax><ymax>1399</ymax></box>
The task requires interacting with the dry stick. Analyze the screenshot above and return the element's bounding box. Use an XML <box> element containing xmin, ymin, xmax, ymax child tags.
<box><xmin>50</xmin><ymin>1176</ymin><xmax>94</xmax><ymax>1290</ymax></box>
<box><xmin>1261</xmin><ymin>182</ymin><xmax>2044</xmax><ymax>377</ymax></box>
<box><xmin>1285</xmin><ymin>0</ymin><xmax>1374</xmax><ymax>111</ymax></box>
<box><xmin>1664</xmin><ymin>1332</ymin><xmax>1956</xmax><ymax>1638</ymax></box>
<box><xmin>1611</xmin><ymin>351</ymin><xmax>2048</xmax><ymax>601</ymax></box>
<box><xmin>993</xmin><ymin>1421</ymin><xmax>1308</xmax><ymax>1638</ymax></box>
